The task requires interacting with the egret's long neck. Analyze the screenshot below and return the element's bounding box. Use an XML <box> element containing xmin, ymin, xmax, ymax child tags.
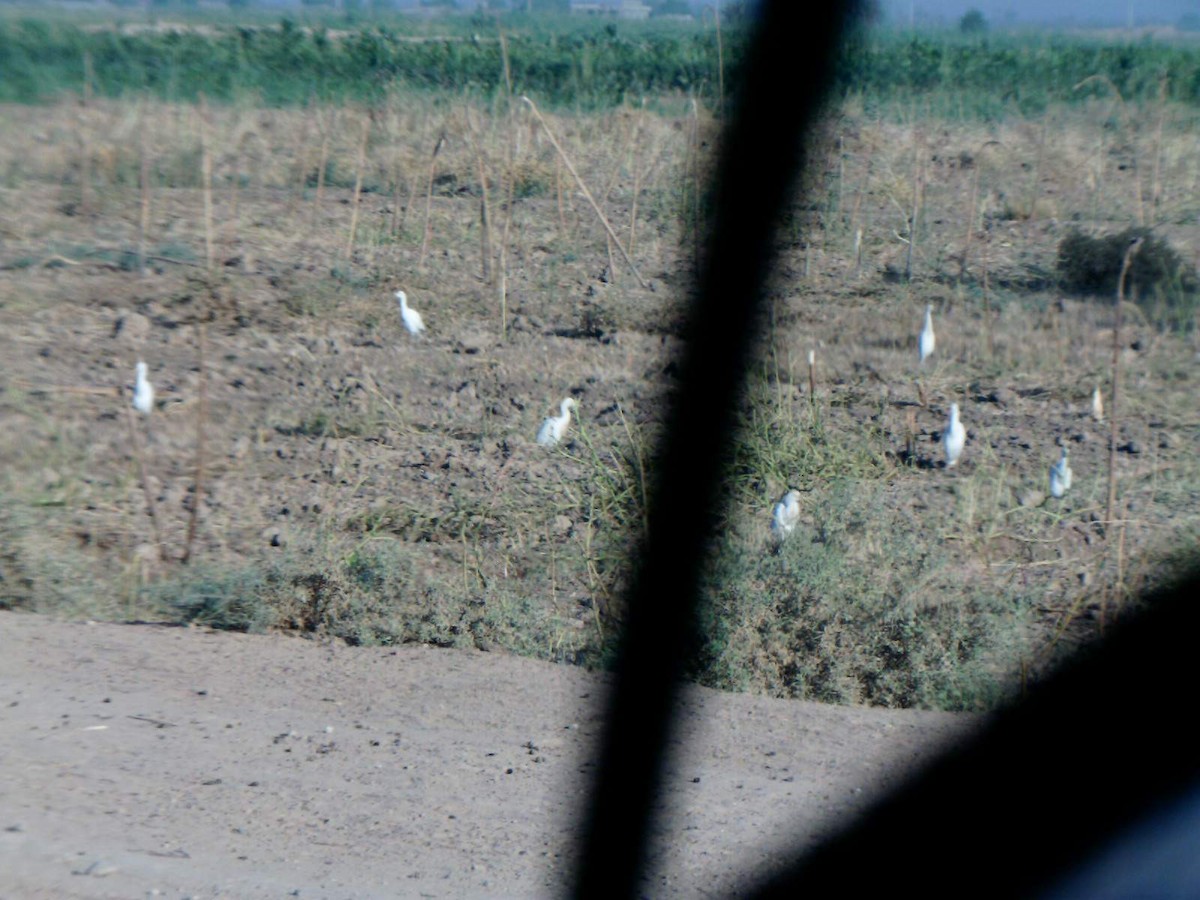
<box><xmin>560</xmin><ymin>400</ymin><xmax>572</xmax><ymax>418</ymax></box>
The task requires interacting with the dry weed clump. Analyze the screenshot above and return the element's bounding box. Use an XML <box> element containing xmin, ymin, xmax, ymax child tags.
<box><xmin>1057</xmin><ymin>226</ymin><xmax>1198</xmax><ymax>328</ymax></box>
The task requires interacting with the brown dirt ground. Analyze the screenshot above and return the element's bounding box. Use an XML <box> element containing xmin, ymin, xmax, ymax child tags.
<box><xmin>0</xmin><ymin>611</ymin><xmax>974</xmax><ymax>898</ymax></box>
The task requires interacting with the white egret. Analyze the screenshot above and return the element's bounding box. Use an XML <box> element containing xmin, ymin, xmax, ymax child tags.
<box><xmin>395</xmin><ymin>290</ymin><xmax>426</xmax><ymax>336</ymax></box>
<box><xmin>919</xmin><ymin>304</ymin><xmax>935</xmax><ymax>364</ymax></box>
<box><xmin>1091</xmin><ymin>385</ymin><xmax>1104</xmax><ymax>423</ymax></box>
<box><xmin>536</xmin><ymin>397</ymin><xmax>577</xmax><ymax>447</ymax></box>
<box><xmin>132</xmin><ymin>361</ymin><xmax>154</xmax><ymax>415</ymax></box>
<box><xmin>943</xmin><ymin>402</ymin><xmax>965</xmax><ymax>468</ymax></box>
<box><xmin>1049</xmin><ymin>447</ymin><xmax>1073</xmax><ymax>499</ymax></box>
<box><xmin>771</xmin><ymin>490</ymin><xmax>802</xmax><ymax>542</ymax></box>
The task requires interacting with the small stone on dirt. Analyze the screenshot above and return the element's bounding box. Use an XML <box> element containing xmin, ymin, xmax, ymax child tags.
<box><xmin>455</xmin><ymin>330</ymin><xmax>491</xmax><ymax>355</ymax></box>
<box><xmin>1017</xmin><ymin>489</ymin><xmax>1046</xmax><ymax>508</ymax></box>
<box><xmin>114</xmin><ymin>313</ymin><xmax>152</xmax><ymax>343</ymax></box>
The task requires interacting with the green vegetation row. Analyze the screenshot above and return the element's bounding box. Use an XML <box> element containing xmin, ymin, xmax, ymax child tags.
<box><xmin>3</xmin><ymin>16</ymin><xmax>1200</xmax><ymax>114</ymax></box>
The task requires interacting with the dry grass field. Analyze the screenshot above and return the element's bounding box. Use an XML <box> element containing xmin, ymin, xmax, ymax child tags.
<box><xmin>1</xmin><ymin>88</ymin><xmax>1198</xmax><ymax>711</ymax></box>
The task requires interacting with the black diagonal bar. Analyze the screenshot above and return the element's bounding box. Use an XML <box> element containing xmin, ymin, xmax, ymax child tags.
<box><xmin>571</xmin><ymin>4</ymin><xmax>861</xmax><ymax>898</ymax></box>
<box><xmin>745</xmin><ymin>566</ymin><xmax>1200</xmax><ymax>899</ymax></box>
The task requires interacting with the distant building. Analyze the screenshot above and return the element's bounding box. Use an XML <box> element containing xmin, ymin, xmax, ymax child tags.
<box><xmin>570</xmin><ymin>2</ymin><xmax>614</xmax><ymax>13</ymax></box>
<box><xmin>618</xmin><ymin>0</ymin><xmax>650</xmax><ymax>18</ymax></box>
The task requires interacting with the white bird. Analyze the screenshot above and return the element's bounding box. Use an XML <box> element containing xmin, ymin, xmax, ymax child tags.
<box><xmin>1049</xmin><ymin>447</ymin><xmax>1073</xmax><ymax>499</ymax></box>
<box><xmin>536</xmin><ymin>397</ymin><xmax>577</xmax><ymax>447</ymax></box>
<box><xmin>771</xmin><ymin>489</ymin><xmax>802</xmax><ymax>542</ymax></box>
<box><xmin>919</xmin><ymin>304</ymin><xmax>936</xmax><ymax>364</ymax></box>
<box><xmin>395</xmin><ymin>290</ymin><xmax>426</xmax><ymax>336</ymax></box>
<box><xmin>943</xmin><ymin>402</ymin><xmax>966</xmax><ymax>468</ymax></box>
<box><xmin>1091</xmin><ymin>384</ymin><xmax>1104</xmax><ymax>423</ymax></box>
<box><xmin>132</xmin><ymin>361</ymin><xmax>154</xmax><ymax>415</ymax></box>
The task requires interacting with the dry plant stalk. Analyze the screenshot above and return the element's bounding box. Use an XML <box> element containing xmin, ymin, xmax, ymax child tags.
<box><xmin>182</xmin><ymin>321</ymin><xmax>210</xmax><ymax>565</ymax></box>
<box><xmin>496</xmin><ymin>93</ymin><xmax>521</xmax><ymax>339</ymax></box>
<box><xmin>125</xmin><ymin>403</ymin><xmax>168</xmax><ymax>562</ymax></box>
<box><xmin>477</xmin><ymin>152</ymin><xmax>493</xmax><ymax>281</ymax></box>
<box><xmin>904</xmin><ymin>144</ymin><xmax>923</xmax><ymax>281</ymax></box>
<box><xmin>288</xmin><ymin>94</ymin><xmax>317</xmax><ymax>217</ymax></box>
<box><xmin>198</xmin><ymin>96</ymin><xmax>215</xmax><ymax>272</ymax></box>
<box><xmin>555</xmin><ymin>156</ymin><xmax>567</xmax><ymax>235</ymax></box>
<box><xmin>807</xmin><ymin>349</ymin><xmax>816</xmax><ymax>401</ymax></box>
<box><xmin>1149</xmin><ymin>76</ymin><xmax>1168</xmax><ymax>224</ymax></box>
<box><xmin>497</xmin><ymin>153</ymin><xmax>517</xmax><ymax>338</ymax></box>
<box><xmin>959</xmin><ymin>140</ymin><xmax>1002</xmax><ymax>304</ymax></box>
<box><xmin>702</xmin><ymin>5</ymin><xmax>725</xmax><ymax>116</ymax></box>
<box><xmin>1023</xmin><ymin>117</ymin><xmax>1047</xmax><ymax>225</ymax></box>
<box><xmin>1105</xmin><ymin>236</ymin><xmax>1143</xmax><ymax>526</ymax></box>
<box><xmin>138</xmin><ymin>102</ymin><xmax>152</xmax><ymax>277</ymax></box>
<box><xmin>904</xmin><ymin>408</ymin><xmax>918</xmax><ymax>463</ymax></box>
<box><xmin>417</xmin><ymin>132</ymin><xmax>446</xmax><ymax>271</ymax></box>
<box><xmin>465</xmin><ymin>106</ymin><xmax>493</xmax><ymax>282</ymax></box>
<box><xmin>628</xmin><ymin>153</ymin><xmax>645</xmax><ymax>257</ymax></box>
<box><xmin>497</xmin><ymin>26</ymin><xmax>514</xmax><ymax>95</ymax></box>
<box><xmin>312</xmin><ymin>125</ymin><xmax>330</xmax><ymax>228</ymax></box>
<box><xmin>688</xmin><ymin>98</ymin><xmax>702</xmax><ymax>275</ymax></box>
<box><xmin>345</xmin><ymin>111</ymin><xmax>372</xmax><ymax>261</ymax></box>
<box><xmin>521</xmin><ymin>96</ymin><xmax>648</xmax><ymax>288</ymax></box>
<box><xmin>629</xmin><ymin>142</ymin><xmax>666</xmax><ymax>259</ymax></box>
<box><xmin>1074</xmin><ymin>75</ymin><xmax>1142</xmax><ymax>223</ymax></box>
<box><xmin>79</xmin><ymin>51</ymin><xmax>93</xmax><ymax>216</ymax></box>
<box><xmin>982</xmin><ymin>234</ymin><xmax>995</xmax><ymax>357</ymax></box>
<box><xmin>390</xmin><ymin>159</ymin><xmax>405</xmax><ymax>236</ymax></box>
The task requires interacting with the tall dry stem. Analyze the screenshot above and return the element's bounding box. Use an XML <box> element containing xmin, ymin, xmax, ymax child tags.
<box><xmin>182</xmin><ymin>321</ymin><xmax>209</xmax><ymax>565</ymax></box>
<box><xmin>138</xmin><ymin>102</ymin><xmax>152</xmax><ymax>277</ymax></box>
<box><xmin>198</xmin><ymin>96</ymin><xmax>215</xmax><ymax>272</ymax></box>
<box><xmin>1105</xmin><ymin>237</ymin><xmax>1143</xmax><ymax>526</ymax></box>
<box><xmin>288</xmin><ymin>94</ymin><xmax>317</xmax><ymax>217</ymax></box>
<box><xmin>465</xmin><ymin>106</ymin><xmax>493</xmax><ymax>282</ymax></box>
<box><xmin>345</xmin><ymin>111</ymin><xmax>372</xmax><ymax>261</ymax></box>
<box><xmin>688</xmin><ymin>98</ymin><xmax>701</xmax><ymax>275</ymax></box>
<box><xmin>702</xmin><ymin>5</ymin><xmax>725</xmax><ymax>116</ymax></box>
<box><xmin>417</xmin><ymin>132</ymin><xmax>446</xmax><ymax>271</ymax></box>
<box><xmin>1149</xmin><ymin>76</ymin><xmax>1168</xmax><ymax>225</ymax></box>
<box><xmin>1022</xmin><ymin>116</ymin><xmax>1047</xmax><ymax>226</ymax></box>
<box><xmin>904</xmin><ymin>139</ymin><xmax>923</xmax><ymax>281</ymax></box>
<box><xmin>125</xmin><ymin>403</ymin><xmax>167</xmax><ymax>563</ymax></box>
<box><xmin>79</xmin><ymin>51</ymin><xmax>93</xmax><ymax>216</ymax></box>
<box><xmin>522</xmin><ymin>96</ymin><xmax>648</xmax><ymax>288</ymax></box>
<box><xmin>312</xmin><ymin>128</ymin><xmax>330</xmax><ymax>229</ymax></box>
<box><xmin>497</xmin><ymin>150</ymin><xmax>517</xmax><ymax>339</ymax></box>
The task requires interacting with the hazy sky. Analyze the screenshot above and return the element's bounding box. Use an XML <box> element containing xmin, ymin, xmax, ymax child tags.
<box><xmin>880</xmin><ymin>0</ymin><xmax>1197</xmax><ymax>27</ymax></box>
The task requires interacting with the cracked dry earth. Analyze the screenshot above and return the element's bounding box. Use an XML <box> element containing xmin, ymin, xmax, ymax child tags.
<box><xmin>0</xmin><ymin>612</ymin><xmax>974</xmax><ymax>898</ymax></box>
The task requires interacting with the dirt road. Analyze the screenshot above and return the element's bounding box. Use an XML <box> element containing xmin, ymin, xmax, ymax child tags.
<box><xmin>0</xmin><ymin>612</ymin><xmax>973</xmax><ymax>898</ymax></box>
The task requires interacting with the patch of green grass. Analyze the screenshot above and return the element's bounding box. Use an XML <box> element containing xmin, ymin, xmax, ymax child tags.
<box><xmin>693</xmin><ymin>480</ymin><xmax>1028</xmax><ymax>711</ymax></box>
<box><xmin>133</xmin><ymin>539</ymin><xmax>595</xmax><ymax>661</ymax></box>
<box><xmin>729</xmin><ymin>370</ymin><xmax>891</xmax><ymax>503</ymax></box>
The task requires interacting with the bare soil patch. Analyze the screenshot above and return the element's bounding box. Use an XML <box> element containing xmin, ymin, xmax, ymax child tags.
<box><xmin>0</xmin><ymin>611</ymin><xmax>973</xmax><ymax>898</ymax></box>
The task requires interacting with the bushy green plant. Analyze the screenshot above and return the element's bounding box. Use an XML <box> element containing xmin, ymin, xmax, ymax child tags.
<box><xmin>693</xmin><ymin>481</ymin><xmax>1024</xmax><ymax>711</ymax></box>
